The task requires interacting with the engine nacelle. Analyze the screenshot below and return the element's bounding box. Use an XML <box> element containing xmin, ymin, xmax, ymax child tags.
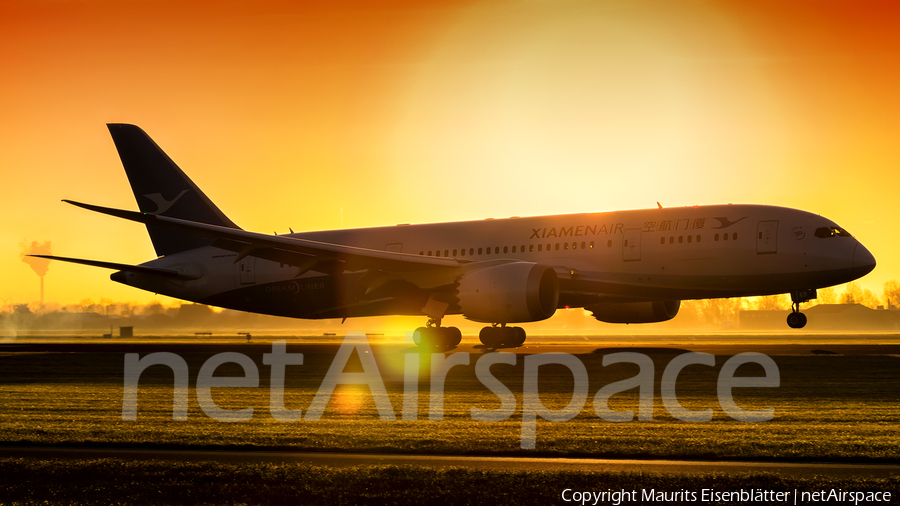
<box><xmin>457</xmin><ymin>262</ymin><xmax>559</xmax><ymax>323</ymax></box>
<box><xmin>590</xmin><ymin>300</ymin><xmax>681</xmax><ymax>324</ymax></box>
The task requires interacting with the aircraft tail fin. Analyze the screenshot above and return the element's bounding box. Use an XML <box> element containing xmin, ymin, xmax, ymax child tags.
<box><xmin>106</xmin><ymin>124</ymin><xmax>241</xmax><ymax>257</ymax></box>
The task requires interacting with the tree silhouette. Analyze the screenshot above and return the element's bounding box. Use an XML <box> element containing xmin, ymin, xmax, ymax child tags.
<box><xmin>119</xmin><ymin>303</ymin><xmax>136</xmax><ymax>318</ymax></box>
<box><xmin>817</xmin><ymin>286</ymin><xmax>837</xmax><ymax>305</ymax></box>
<box><xmin>884</xmin><ymin>280</ymin><xmax>900</xmax><ymax>309</ymax></box>
<box><xmin>99</xmin><ymin>298</ymin><xmax>117</xmax><ymax>318</ymax></box>
<box><xmin>840</xmin><ymin>282</ymin><xmax>878</xmax><ymax>308</ymax></box>
<box><xmin>754</xmin><ymin>294</ymin><xmax>788</xmax><ymax>310</ymax></box>
<box><xmin>78</xmin><ymin>298</ymin><xmax>97</xmax><ymax>314</ymax></box>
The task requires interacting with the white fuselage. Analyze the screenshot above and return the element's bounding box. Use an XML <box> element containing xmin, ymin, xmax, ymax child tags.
<box><xmin>124</xmin><ymin>204</ymin><xmax>875</xmax><ymax>319</ymax></box>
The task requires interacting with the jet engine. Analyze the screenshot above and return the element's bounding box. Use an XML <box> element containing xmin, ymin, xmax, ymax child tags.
<box><xmin>589</xmin><ymin>300</ymin><xmax>680</xmax><ymax>324</ymax></box>
<box><xmin>456</xmin><ymin>262</ymin><xmax>559</xmax><ymax>323</ymax></box>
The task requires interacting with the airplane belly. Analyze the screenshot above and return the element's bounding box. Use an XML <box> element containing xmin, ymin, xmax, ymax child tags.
<box><xmin>566</xmin><ymin>261</ymin><xmax>858</xmax><ymax>302</ymax></box>
<box><xmin>199</xmin><ymin>272</ymin><xmax>429</xmax><ymax>319</ymax></box>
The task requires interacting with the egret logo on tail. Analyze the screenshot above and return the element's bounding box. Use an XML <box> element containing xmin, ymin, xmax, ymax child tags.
<box><xmin>143</xmin><ymin>190</ymin><xmax>189</xmax><ymax>215</ymax></box>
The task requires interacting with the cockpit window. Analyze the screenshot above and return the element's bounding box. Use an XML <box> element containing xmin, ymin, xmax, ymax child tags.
<box><xmin>815</xmin><ymin>227</ymin><xmax>853</xmax><ymax>238</ymax></box>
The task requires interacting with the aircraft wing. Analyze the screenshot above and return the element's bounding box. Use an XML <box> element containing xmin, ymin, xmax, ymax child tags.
<box><xmin>63</xmin><ymin>200</ymin><xmax>463</xmax><ymax>273</ymax></box>
<box><xmin>28</xmin><ymin>254</ymin><xmax>200</xmax><ymax>279</ymax></box>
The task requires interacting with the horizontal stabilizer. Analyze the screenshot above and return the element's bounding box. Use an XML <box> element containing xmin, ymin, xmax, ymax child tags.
<box><xmin>29</xmin><ymin>255</ymin><xmax>198</xmax><ymax>280</ymax></box>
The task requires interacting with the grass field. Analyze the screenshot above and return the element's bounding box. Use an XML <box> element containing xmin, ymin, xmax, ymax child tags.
<box><xmin>0</xmin><ymin>457</ymin><xmax>897</xmax><ymax>506</ymax></box>
<box><xmin>0</xmin><ymin>337</ymin><xmax>897</xmax><ymax>462</ymax></box>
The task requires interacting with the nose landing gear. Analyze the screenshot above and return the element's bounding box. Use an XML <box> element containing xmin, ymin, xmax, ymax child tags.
<box><xmin>479</xmin><ymin>323</ymin><xmax>526</xmax><ymax>348</ymax></box>
<box><xmin>786</xmin><ymin>307</ymin><xmax>807</xmax><ymax>329</ymax></box>
<box><xmin>786</xmin><ymin>289</ymin><xmax>816</xmax><ymax>329</ymax></box>
<box><xmin>413</xmin><ymin>317</ymin><xmax>461</xmax><ymax>349</ymax></box>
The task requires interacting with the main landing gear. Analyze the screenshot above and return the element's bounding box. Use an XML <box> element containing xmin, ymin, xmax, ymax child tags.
<box><xmin>479</xmin><ymin>324</ymin><xmax>526</xmax><ymax>348</ymax></box>
<box><xmin>786</xmin><ymin>289</ymin><xmax>816</xmax><ymax>329</ymax></box>
<box><xmin>413</xmin><ymin>317</ymin><xmax>461</xmax><ymax>349</ymax></box>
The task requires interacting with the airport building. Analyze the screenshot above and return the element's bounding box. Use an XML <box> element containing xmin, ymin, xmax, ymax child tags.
<box><xmin>740</xmin><ymin>303</ymin><xmax>900</xmax><ymax>330</ymax></box>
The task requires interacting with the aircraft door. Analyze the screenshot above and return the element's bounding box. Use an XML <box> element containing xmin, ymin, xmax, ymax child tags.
<box><xmin>757</xmin><ymin>221</ymin><xmax>778</xmax><ymax>254</ymax></box>
<box><xmin>385</xmin><ymin>243</ymin><xmax>403</xmax><ymax>253</ymax></box>
<box><xmin>239</xmin><ymin>257</ymin><xmax>256</xmax><ymax>284</ymax></box>
<box><xmin>622</xmin><ymin>229</ymin><xmax>642</xmax><ymax>261</ymax></box>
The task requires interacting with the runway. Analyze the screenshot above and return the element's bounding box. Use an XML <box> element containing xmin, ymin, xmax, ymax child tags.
<box><xmin>1</xmin><ymin>446</ymin><xmax>897</xmax><ymax>478</ymax></box>
<box><xmin>4</xmin><ymin>334</ymin><xmax>900</xmax><ymax>356</ymax></box>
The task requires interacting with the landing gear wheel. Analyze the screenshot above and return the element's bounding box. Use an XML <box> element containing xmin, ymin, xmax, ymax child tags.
<box><xmin>413</xmin><ymin>327</ymin><xmax>433</xmax><ymax>348</ymax></box>
<box><xmin>479</xmin><ymin>325</ymin><xmax>527</xmax><ymax>347</ymax></box>
<box><xmin>511</xmin><ymin>327</ymin><xmax>526</xmax><ymax>347</ymax></box>
<box><xmin>444</xmin><ymin>326</ymin><xmax>462</xmax><ymax>347</ymax></box>
<box><xmin>786</xmin><ymin>300</ymin><xmax>808</xmax><ymax>329</ymax></box>
<box><xmin>786</xmin><ymin>312</ymin><xmax>807</xmax><ymax>329</ymax></box>
<box><xmin>414</xmin><ymin>326</ymin><xmax>461</xmax><ymax>349</ymax></box>
<box><xmin>786</xmin><ymin>291</ymin><xmax>814</xmax><ymax>329</ymax></box>
<box><xmin>479</xmin><ymin>326</ymin><xmax>501</xmax><ymax>348</ymax></box>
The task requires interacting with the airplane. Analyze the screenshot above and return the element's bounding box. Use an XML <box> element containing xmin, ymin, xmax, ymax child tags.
<box><xmin>35</xmin><ymin>124</ymin><xmax>877</xmax><ymax>348</ymax></box>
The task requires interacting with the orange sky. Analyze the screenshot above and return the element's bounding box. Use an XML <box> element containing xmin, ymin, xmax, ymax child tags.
<box><xmin>2</xmin><ymin>0</ymin><xmax>899</xmax><ymax>307</ymax></box>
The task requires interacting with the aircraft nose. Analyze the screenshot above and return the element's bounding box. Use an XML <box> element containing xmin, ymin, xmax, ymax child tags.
<box><xmin>853</xmin><ymin>242</ymin><xmax>876</xmax><ymax>273</ymax></box>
